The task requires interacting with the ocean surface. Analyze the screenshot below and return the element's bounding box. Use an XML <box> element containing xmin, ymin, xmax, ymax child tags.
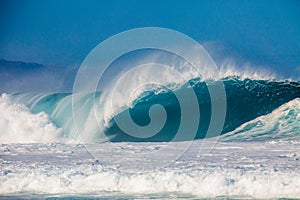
<box><xmin>1</xmin><ymin>76</ymin><xmax>300</xmax><ymax>199</ymax></box>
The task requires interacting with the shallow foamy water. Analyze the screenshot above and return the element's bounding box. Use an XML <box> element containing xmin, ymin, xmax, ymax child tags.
<box><xmin>1</xmin><ymin>140</ymin><xmax>299</xmax><ymax>199</ymax></box>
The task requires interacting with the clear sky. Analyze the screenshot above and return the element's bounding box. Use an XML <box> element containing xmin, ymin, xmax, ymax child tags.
<box><xmin>0</xmin><ymin>0</ymin><xmax>300</xmax><ymax>77</ymax></box>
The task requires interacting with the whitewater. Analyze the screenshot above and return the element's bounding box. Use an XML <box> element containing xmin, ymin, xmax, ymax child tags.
<box><xmin>0</xmin><ymin>75</ymin><xmax>300</xmax><ymax>198</ymax></box>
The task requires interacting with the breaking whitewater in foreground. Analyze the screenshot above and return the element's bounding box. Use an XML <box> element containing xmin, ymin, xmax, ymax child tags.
<box><xmin>0</xmin><ymin>76</ymin><xmax>300</xmax><ymax>199</ymax></box>
<box><xmin>1</xmin><ymin>140</ymin><xmax>300</xmax><ymax>199</ymax></box>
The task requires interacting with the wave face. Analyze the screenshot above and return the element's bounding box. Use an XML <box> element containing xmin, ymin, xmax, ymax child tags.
<box><xmin>2</xmin><ymin>77</ymin><xmax>300</xmax><ymax>143</ymax></box>
<box><xmin>107</xmin><ymin>78</ymin><xmax>300</xmax><ymax>142</ymax></box>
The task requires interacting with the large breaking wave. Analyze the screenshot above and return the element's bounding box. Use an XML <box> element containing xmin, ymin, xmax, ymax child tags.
<box><xmin>1</xmin><ymin>76</ymin><xmax>300</xmax><ymax>143</ymax></box>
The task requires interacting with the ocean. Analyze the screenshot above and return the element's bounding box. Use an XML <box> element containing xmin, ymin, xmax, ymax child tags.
<box><xmin>0</xmin><ymin>77</ymin><xmax>300</xmax><ymax>199</ymax></box>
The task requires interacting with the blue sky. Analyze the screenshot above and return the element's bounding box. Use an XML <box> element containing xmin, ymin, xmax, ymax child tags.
<box><xmin>0</xmin><ymin>0</ymin><xmax>300</xmax><ymax>77</ymax></box>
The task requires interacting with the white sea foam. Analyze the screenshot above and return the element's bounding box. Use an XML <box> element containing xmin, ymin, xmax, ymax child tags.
<box><xmin>1</xmin><ymin>167</ymin><xmax>299</xmax><ymax>198</ymax></box>
<box><xmin>1</xmin><ymin>141</ymin><xmax>299</xmax><ymax>198</ymax></box>
<box><xmin>0</xmin><ymin>94</ymin><xmax>61</xmax><ymax>143</ymax></box>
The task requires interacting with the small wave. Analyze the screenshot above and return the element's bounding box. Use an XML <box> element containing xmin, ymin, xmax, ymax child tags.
<box><xmin>221</xmin><ymin>98</ymin><xmax>300</xmax><ymax>142</ymax></box>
